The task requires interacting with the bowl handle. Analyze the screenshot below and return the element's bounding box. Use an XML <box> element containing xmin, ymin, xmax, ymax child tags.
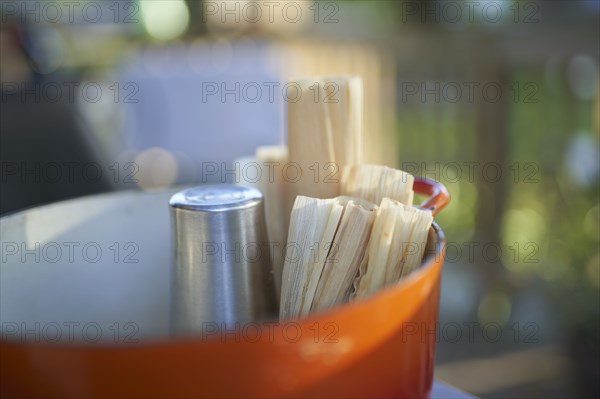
<box><xmin>413</xmin><ymin>176</ymin><xmax>450</xmax><ymax>216</ymax></box>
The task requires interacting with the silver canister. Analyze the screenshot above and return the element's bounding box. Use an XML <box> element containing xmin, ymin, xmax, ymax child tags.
<box><xmin>169</xmin><ymin>184</ymin><xmax>277</xmax><ymax>334</ymax></box>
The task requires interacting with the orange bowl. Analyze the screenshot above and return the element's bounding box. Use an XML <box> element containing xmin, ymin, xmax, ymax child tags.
<box><xmin>0</xmin><ymin>177</ymin><xmax>449</xmax><ymax>398</ymax></box>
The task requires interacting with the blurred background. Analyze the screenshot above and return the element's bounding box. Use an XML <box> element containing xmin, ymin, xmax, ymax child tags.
<box><xmin>1</xmin><ymin>0</ymin><xmax>598</xmax><ymax>397</ymax></box>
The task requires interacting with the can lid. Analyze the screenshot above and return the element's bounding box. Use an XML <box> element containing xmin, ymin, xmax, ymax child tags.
<box><xmin>169</xmin><ymin>184</ymin><xmax>263</xmax><ymax>212</ymax></box>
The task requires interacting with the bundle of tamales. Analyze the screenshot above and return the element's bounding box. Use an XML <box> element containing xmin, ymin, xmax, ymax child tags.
<box><xmin>239</xmin><ymin>76</ymin><xmax>434</xmax><ymax>320</ymax></box>
<box><xmin>279</xmin><ymin>167</ymin><xmax>432</xmax><ymax>320</ymax></box>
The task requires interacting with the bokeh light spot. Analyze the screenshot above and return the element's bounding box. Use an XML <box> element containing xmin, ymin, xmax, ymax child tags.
<box><xmin>140</xmin><ymin>0</ymin><xmax>190</xmax><ymax>41</ymax></box>
<box><xmin>134</xmin><ymin>147</ymin><xmax>179</xmax><ymax>190</ymax></box>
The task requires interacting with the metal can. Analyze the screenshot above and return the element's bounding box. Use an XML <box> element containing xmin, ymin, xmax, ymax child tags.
<box><xmin>169</xmin><ymin>184</ymin><xmax>277</xmax><ymax>334</ymax></box>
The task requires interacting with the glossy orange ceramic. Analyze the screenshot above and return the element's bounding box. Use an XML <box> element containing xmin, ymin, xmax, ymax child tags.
<box><xmin>0</xmin><ymin>177</ymin><xmax>449</xmax><ymax>398</ymax></box>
